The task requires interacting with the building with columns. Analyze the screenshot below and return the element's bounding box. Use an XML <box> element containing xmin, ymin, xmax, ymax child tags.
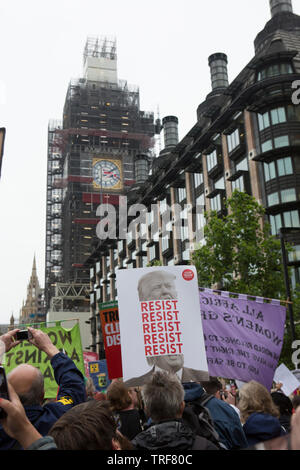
<box><xmin>85</xmin><ymin>0</ymin><xmax>300</xmax><ymax>355</ymax></box>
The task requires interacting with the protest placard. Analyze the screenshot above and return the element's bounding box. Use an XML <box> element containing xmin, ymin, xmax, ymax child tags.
<box><xmin>116</xmin><ymin>266</ymin><xmax>209</xmax><ymax>386</ymax></box>
<box><xmin>99</xmin><ymin>300</ymin><xmax>123</xmax><ymax>379</ymax></box>
<box><xmin>274</xmin><ymin>363</ymin><xmax>300</xmax><ymax>396</ymax></box>
<box><xmin>200</xmin><ymin>289</ymin><xmax>286</xmax><ymax>389</ymax></box>
<box><xmin>83</xmin><ymin>351</ymin><xmax>99</xmax><ymax>377</ymax></box>
<box><xmin>88</xmin><ymin>360</ymin><xmax>111</xmax><ymax>392</ymax></box>
<box><xmin>3</xmin><ymin>322</ymin><xmax>85</xmax><ymax>398</ymax></box>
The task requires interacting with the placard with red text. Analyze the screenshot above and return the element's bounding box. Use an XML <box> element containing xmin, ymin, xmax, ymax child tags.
<box><xmin>116</xmin><ymin>266</ymin><xmax>208</xmax><ymax>384</ymax></box>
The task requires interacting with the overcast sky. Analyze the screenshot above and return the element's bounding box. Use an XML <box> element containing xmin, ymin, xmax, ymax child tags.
<box><xmin>0</xmin><ymin>0</ymin><xmax>299</xmax><ymax>325</ymax></box>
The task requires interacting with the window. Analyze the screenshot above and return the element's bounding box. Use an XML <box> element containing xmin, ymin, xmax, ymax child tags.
<box><xmin>194</xmin><ymin>173</ymin><xmax>203</xmax><ymax>187</ymax></box>
<box><xmin>287</xmin><ymin>104</ymin><xmax>300</xmax><ymax>122</ymax></box>
<box><xmin>274</xmin><ymin>135</ymin><xmax>289</xmax><ymax>148</ymax></box>
<box><xmin>267</xmin><ymin>192</ymin><xmax>279</xmax><ymax>206</ymax></box>
<box><xmin>211</xmin><ymin>194</ymin><xmax>221</xmax><ymax>212</ymax></box>
<box><xmin>257</xmin><ymin>63</ymin><xmax>293</xmax><ymax>81</ymax></box>
<box><xmin>236</xmin><ymin>158</ymin><xmax>248</xmax><ymax>172</ymax></box>
<box><xmin>270</xmin><ymin>211</ymin><xmax>300</xmax><ymax>235</ymax></box>
<box><xmin>261</xmin><ymin>140</ymin><xmax>273</xmax><ymax>152</ymax></box>
<box><xmin>283</xmin><ymin>210</ymin><xmax>300</xmax><ymax>228</ymax></box>
<box><xmin>215</xmin><ymin>176</ymin><xmax>225</xmax><ymax>190</ymax></box>
<box><xmin>180</xmin><ymin>208</ymin><xmax>189</xmax><ymax>241</ymax></box>
<box><xmin>281</xmin><ymin>188</ymin><xmax>296</xmax><ymax>203</ymax></box>
<box><xmin>227</xmin><ymin>129</ymin><xmax>240</xmax><ymax>153</ymax></box>
<box><xmin>258</xmin><ymin>112</ymin><xmax>270</xmax><ymax>131</ymax></box>
<box><xmin>196</xmin><ymin>194</ymin><xmax>205</xmax><ymax>231</ymax></box>
<box><xmin>264</xmin><ymin>161</ymin><xmax>276</xmax><ymax>181</ymax></box>
<box><xmin>178</xmin><ymin>187</ymin><xmax>186</xmax><ymax>203</ymax></box>
<box><xmin>270</xmin><ymin>214</ymin><xmax>282</xmax><ymax>235</ymax></box>
<box><xmin>232</xmin><ymin>175</ymin><xmax>245</xmax><ymax>192</ymax></box>
<box><xmin>288</xmin><ymin>245</ymin><xmax>300</xmax><ymax>263</ymax></box>
<box><xmin>269</xmin><ymin>189</ymin><xmax>297</xmax><ymax>205</ymax></box>
<box><xmin>271</xmin><ymin>107</ymin><xmax>286</xmax><ymax>125</ymax></box>
<box><xmin>160</xmin><ymin>198</ymin><xmax>168</xmax><ymax>214</ymax></box>
<box><xmin>161</xmin><ymin>235</ymin><xmax>169</xmax><ymax>252</ymax></box>
<box><xmin>207</xmin><ymin>150</ymin><xmax>218</xmax><ymax>172</ymax></box>
<box><xmin>277</xmin><ymin>157</ymin><xmax>293</xmax><ymax>177</ymax></box>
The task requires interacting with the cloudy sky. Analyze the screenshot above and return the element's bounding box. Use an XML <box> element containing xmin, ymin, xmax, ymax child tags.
<box><xmin>0</xmin><ymin>0</ymin><xmax>299</xmax><ymax>325</ymax></box>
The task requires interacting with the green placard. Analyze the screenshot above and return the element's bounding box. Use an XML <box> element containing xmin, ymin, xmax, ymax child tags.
<box><xmin>3</xmin><ymin>323</ymin><xmax>85</xmax><ymax>398</ymax></box>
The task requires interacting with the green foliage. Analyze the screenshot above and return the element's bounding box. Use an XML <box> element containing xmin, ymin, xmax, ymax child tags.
<box><xmin>191</xmin><ymin>190</ymin><xmax>300</xmax><ymax>367</ymax></box>
<box><xmin>191</xmin><ymin>190</ymin><xmax>285</xmax><ymax>299</ymax></box>
<box><xmin>146</xmin><ymin>260</ymin><xmax>162</xmax><ymax>267</ymax></box>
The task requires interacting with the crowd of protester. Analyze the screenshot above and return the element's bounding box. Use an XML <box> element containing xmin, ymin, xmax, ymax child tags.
<box><xmin>1</xmin><ymin>327</ymin><xmax>300</xmax><ymax>451</ymax></box>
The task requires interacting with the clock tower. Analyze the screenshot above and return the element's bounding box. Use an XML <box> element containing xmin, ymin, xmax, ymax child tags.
<box><xmin>45</xmin><ymin>36</ymin><xmax>155</xmax><ymax>302</ymax></box>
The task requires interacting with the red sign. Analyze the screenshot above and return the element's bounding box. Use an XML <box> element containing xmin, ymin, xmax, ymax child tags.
<box><xmin>99</xmin><ymin>301</ymin><xmax>123</xmax><ymax>380</ymax></box>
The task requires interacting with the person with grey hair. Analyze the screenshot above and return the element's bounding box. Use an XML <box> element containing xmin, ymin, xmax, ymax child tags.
<box><xmin>0</xmin><ymin>327</ymin><xmax>86</xmax><ymax>449</ymax></box>
<box><xmin>131</xmin><ymin>371</ymin><xmax>219</xmax><ymax>450</ymax></box>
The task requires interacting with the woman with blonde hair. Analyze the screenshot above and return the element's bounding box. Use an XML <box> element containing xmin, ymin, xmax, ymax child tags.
<box><xmin>238</xmin><ymin>380</ymin><xmax>286</xmax><ymax>446</ymax></box>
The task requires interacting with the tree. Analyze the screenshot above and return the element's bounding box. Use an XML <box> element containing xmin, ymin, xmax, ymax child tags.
<box><xmin>191</xmin><ymin>190</ymin><xmax>285</xmax><ymax>299</ymax></box>
<box><xmin>191</xmin><ymin>190</ymin><xmax>300</xmax><ymax>369</ymax></box>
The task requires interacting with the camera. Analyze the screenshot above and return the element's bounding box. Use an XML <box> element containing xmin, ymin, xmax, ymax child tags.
<box><xmin>15</xmin><ymin>330</ymin><xmax>32</xmax><ymax>341</ymax></box>
<box><xmin>0</xmin><ymin>366</ymin><xmax>10</xmax><ymax>419</ymax></box>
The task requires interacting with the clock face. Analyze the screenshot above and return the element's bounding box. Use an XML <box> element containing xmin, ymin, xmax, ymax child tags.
<box><xmin>93</xmin><ymin>160</ymin><xmax>121</xmax><ymax>189</ymax></box>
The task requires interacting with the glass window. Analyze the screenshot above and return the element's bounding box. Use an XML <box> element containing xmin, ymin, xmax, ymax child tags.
<box><xmin>236</xmin><ymin>158</ymin><xmax>248</xmax><ymax>172</ymax></box>
<box><xmin>194</xmin><ymin>173</ymin><xmax>203</xmax><ymax>187</ymax></box>
<box><xmin>215</xmin><ymin>177</ymin><xmax>225</xmax><ymax>190</ymax></box>
<box><xmin>178</xmin><ymin>187</ymin><xmax>186</xmax><ymax>202</ymax></box>
<box><xmin>281</xmin><ymin>188</ymin><xmax>296</xmax><ymax>203</ymax></box>
<box><xmin>267</xmin><ymin>192</ymin><xmax>279</xmax><ymax>206</ymax></box>
<box><xmin>288</xmin><ymin>245</ymin><xmax>300</xmax><ymax>262</ymax></box>
<box><xmin>207</xmin><ymin>150</ymin><xmax>218</xmax><ymax>172</ymax></box>
<box><xmin>274</xmin><ymin>135</ymin><xmax>289</xmax><ymax>148</ymax></box>
<box><xmin>283</xmin><ymin>210</ymin><xmax>300</xmax><ymax>228</ymax></box>
<box><xmin>258</xmin><ymin>112</ymin><xmax>270</xmax><ymax>131</ymax></box>
<box><xmin>258</xmin><ymin>63</ymin><xmax>293</xmax><ymax>81</ymax></box>
<box><xmin>271</xmin><ymin>107</ymin><xmax>286</xmax><ymax>125</ymax></box>
<box><xmin>264</xmin><ymin>161</ymin><xmax>276</xmax><ymax>182</ymax></box>
<box><xmin>287</xmin><ymin>104</ymin><xmax>300</xmax><ymax>122</ymax></box>
<box><xmin>211</xmin><ymin>194</ymin><xmax>221</xmax><ymax>212</ymax></box>
<box><xmin>277</xmin><ymin>157</ymin><xmax>293</xmax><ymax>177</ymax></box>
<box><xmin>227</xmin><ymin>129</ymin><xmax>240</xmax><ymax>153</ymax></box>
<box><xmin>232</xmin><ymin>175</ymin><xmax>244</xmax><ymax>192</ymax></box>
<box><xmin>261</xmin><ymin>140</ymin><xmax>273</xmax><ymax>152</ymax></box>
<box><xmin>270</xmin><ymin>214</ymin><xmax>282</xmax><ymax>235</ymax></box>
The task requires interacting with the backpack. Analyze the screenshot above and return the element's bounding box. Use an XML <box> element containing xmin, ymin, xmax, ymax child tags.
<box><xmin>182</xmin><ymin>392</ymin><xmax>227</xmax><ymax>450</ymax></box>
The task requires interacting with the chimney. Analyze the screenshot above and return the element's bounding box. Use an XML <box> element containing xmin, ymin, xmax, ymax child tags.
<box><xmin>269</xmin><ymin>0</ymin><xmax>293</xmax><ymax>17</ymax></box>
<box><xmin>162</xmin><ymin>116</ymin><xmax>179</xmax><ymax>149</ymax></box>
<box><xmin>134</xmin><ymin>154</ymin><xmax>149</xmax><ymax>183</ymax></box>
<box><xmin>208</xmin><ymin>53</ymin><xmax>229</xmax><ymax>92</ymax></box>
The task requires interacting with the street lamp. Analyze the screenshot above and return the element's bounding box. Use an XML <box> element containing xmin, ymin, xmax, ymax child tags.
<box><xmin>279</xmin><ymin>227</ymin><xmax>300</xmax><ymax>342</ymax></box>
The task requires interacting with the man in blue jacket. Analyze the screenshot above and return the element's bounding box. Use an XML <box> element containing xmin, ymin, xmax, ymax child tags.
<box><xmin>0</xmin><ymin>326</ymin><xmax>86</xmax><ymax>449</ymax></box>
<box><xmin>183</xmin><ymin>382</ymin><xmax>248</xmax><ymax>450</ymax></box>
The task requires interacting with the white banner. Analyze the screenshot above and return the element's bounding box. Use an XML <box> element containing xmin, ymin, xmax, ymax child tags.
<box><xmin>116</xmin><ymin>266</ymin><xmax>209</xmax><ymax>386</ymax></box>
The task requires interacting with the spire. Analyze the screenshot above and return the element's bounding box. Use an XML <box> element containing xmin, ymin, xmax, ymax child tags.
<box><xmin>32</xmin><ymin>254</ymin><xmax>37</xmax><ymax>273</ymax></box>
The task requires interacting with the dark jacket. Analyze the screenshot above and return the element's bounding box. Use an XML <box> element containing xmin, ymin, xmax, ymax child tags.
<box><xmin>125</xmin><ymin>366</ymin><xmax>209</xmax><ymax>387</ymax></box>
<box><xmin>132</xmin><ymin>419</ymin><xmax>219</xmax><ymax>451</ymax></box>
<box><xmin>183</xmin><ymin>383</ymin><xmax>248</xmax><ymax>450</ymax></box>
<box><xmin>115</xmin><ymin>408</ymin><xmax>143</xmax><ymax>440</ymax></box>
<box><xmin>243</xmin><ymin>412</ymin><xmax>286</xmax><ymax>447</ymax></box>
<box><xmin>0</xmin><ymin>352</ymin><xmax>86</xmax><ymax>450</ymax></box>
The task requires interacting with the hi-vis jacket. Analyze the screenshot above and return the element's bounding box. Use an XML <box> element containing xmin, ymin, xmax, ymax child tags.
<box><xmin>0</xmin><ymin>352</ymin><xmax>86</xmax><ymax>450</ymax></box>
